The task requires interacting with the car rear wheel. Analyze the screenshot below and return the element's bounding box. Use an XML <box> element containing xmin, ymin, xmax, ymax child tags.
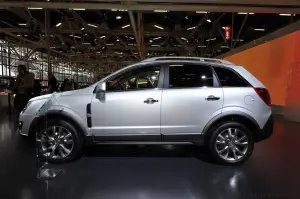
<box><xmin>36</xmin><ymin>120</ymin><xmax>83</xmax><ymax>163</ymax></box>
<box><xmin>207</xmin><ymin>122</ymin><xmax>254</xmax><ymax>165</ymax></box>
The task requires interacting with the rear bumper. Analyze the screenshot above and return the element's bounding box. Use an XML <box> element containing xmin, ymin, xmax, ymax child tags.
<box><xmin>255</xmin><ymin>115</ymin><xmax>274</xmax><ymax>142</ymax></box>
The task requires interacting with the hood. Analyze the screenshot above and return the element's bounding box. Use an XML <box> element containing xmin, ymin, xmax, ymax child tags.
<box><xmin>29</xmin><ymin>93</ymin><xmax>55</xmax><ymax>102</ymax></box>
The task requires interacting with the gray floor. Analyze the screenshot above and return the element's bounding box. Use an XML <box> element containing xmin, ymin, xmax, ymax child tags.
<box><xmin>0</xmin><ymin>114</ymin><xmax>300</xmax><ymax>199</ymax></box>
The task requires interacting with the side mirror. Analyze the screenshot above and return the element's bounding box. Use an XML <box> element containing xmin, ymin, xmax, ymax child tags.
<box><xmin>95</xmin><ymin>82</ymin><xmax>106</xmax><ymax>102</ymax></box>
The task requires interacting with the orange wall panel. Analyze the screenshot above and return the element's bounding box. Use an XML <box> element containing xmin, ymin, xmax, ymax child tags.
<box><xmin>224</xmin><ymin>31</ymin><xmax>300</xmax><ymax>106</ymax></box>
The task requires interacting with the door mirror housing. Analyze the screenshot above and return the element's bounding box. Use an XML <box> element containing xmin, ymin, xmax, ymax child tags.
<box><xmin>95</xmin><ymin>82</ymin><xmax>106</xmax><ymax>101</ymax></box>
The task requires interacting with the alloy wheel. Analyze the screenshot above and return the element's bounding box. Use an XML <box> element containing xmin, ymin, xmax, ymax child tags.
<box><xmin>37</xmin><ymin>125</ymin><xmax>74</xmax><ymax>160</ymax></box>
<box><xmin>214</xmin><ymin>128</ymin><xmax>249</xmax><ymax>162</ymax></box>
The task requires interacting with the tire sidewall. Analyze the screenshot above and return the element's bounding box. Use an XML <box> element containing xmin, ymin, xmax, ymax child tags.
<box><xmin>37</xmin><ymin>120</ymin><xmax>83</xmax><ymax>163</ymax></box>
<box><xmin>207</xmin><ymin>122</ymin><xmax>254</xmax><ymax>165</ymax></box>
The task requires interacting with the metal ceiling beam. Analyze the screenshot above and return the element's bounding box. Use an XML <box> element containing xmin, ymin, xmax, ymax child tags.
<box><xmin>1</xmin><ymin>2</ymin><xmax>300</xmax><ymax>14</ymax></box>
<box><xmin>86</xmin><ymin>0</ymin><xmax>300</xmax><ymax>6</ymax></box>
<box><xmin>128</xmin><ymin>11</ymin><xmax>141</xmax><ymax>59</ymax></box>
<box><xmin>0</xmin><ymin>28</ymin><xmax>206</xmax><ymax>37</ymax></box>
<box><xmin>137</xmin><ymin>11</ymin><xmax>145</xmax><ymax>59</ymax></box>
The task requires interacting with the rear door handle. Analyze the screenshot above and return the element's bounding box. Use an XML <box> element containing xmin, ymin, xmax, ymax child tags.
<box><xmin>205</xmin><ymin>95</ymin><xmax>220</xmax><ymax>101</ymax></box>
<box><xmin>144</xmin><ymin>98</ymin><xmax>159</xmax><ymax>104</ymax></box>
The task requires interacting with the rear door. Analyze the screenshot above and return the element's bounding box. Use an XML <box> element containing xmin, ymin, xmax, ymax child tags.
<box><xmin>161</xmin><ymin>62</ymin><xmax>224</xmax><ymax>139</ymax></box>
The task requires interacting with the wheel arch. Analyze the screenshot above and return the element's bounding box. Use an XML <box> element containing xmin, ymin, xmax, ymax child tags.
<box><xmin>29</xmin><ymin>109</ymin><xmax>88</xmax><ymax>138</ymax></box>
<box><xmin>203</xmin><ymin>112</ymin><xmax>261</xmax><ymax>143</ymax></box>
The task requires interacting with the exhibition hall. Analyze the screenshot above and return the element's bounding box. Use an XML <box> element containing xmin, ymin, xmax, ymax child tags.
<box><xmin>0</xmin><ymin>0</ymin><xmax>300</xmax><ymax>199</ymax></box>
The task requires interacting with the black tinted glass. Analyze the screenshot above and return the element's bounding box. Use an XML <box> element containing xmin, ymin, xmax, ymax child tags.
<box><xmin>169</xmin><ymin>64</ymin><xmax>213</xmax><ymax>88</ymax></box>
<box><xmin>107</xmin><ymin>66</ymin><xmax>161</xmax><ymax>91</ymax></box>
<box><xmin>213</xmin><ymin>67</ymin><xmax>249</xmax><ymax>87</ymax></box>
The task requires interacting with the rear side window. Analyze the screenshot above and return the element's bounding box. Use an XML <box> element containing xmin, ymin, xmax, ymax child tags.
<box><xmin>213</xmin><ymin>67</ymin><xmax>250</xmax><ymax>87</ymax></box>
<box><xmin>169</xmin><ymin>64</ymin><xmax>213</xmax><ymax>88</ymax></box>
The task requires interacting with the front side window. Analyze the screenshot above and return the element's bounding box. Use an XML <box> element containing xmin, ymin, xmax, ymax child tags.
<box><xmin>106</xmin><ymin>66</ymin><xmax>161</xmax><ymax>91</ymax></box>
<box><xmin>169</xmin><ymin>64</ymin><xmax>213</xmax><ymax>88</ymax></box>
<box><xmin>213</xmin><ymin>67</ymin><xmax>250</xmax><ymax>87</ymax></box>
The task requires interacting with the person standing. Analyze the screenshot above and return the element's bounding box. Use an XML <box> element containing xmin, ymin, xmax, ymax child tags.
<box><xmin>14</xmin><ymin>65</ymin><xmax>34</xmax><ymax>113</ymax></box>
<box><xmin>60</xmin><ymin>78</ymin><xmax>71</xmax><ymax>92</ymax></box>
<box><xmin>48</xmin><ymin>72</ymin><xmax>58</xmax><ymax>93</ymax></box>
<box><xmin>29</xmin><ymin>72</ymin><xmax>41</xmax><ymax>98</ymax></box>
<box><xmin>70</xmin><ymin>79</ymin><xmax>78</xmax><ymax>90</ymax></box>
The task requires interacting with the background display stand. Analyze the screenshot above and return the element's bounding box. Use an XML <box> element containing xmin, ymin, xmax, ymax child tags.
<box><xmin>36</xmin><ymin>95</ymin><xmax>63</xmax><ymax>180</ymax></box>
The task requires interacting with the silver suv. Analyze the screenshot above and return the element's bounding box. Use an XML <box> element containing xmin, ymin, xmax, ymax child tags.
<box><xmin>19</xmin><ymin>57</ymin><xmax>273</xmax><ymax>165</ymax></box>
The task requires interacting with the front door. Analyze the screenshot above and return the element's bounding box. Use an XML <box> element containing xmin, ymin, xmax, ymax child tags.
<box><xmin>90</xmin><ymin>64</ymin><xmax>164</xmax><ymax>140</ymax></box>
<box><xmin>161</xmin><ymin>63</ymin><xmax>224</xmax><ymax>138</ymax></box>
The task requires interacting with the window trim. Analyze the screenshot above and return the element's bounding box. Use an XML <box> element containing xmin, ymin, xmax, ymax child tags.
<box><xmin>211</xmin><ymin>65</ymin><xmax>252</xmax><ymax>87</ymax></box>
<box><xmin>164</xmin><ymin>62</ymin><xmax>219</xmax><ymax>89</ymax></box>
<box><xmin>105</xmin><ymin>63</ymin><xmax>165</xmax><ymax>93</ymax></box>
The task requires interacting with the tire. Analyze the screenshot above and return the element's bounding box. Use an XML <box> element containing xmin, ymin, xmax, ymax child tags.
<box><xmin>206</xmin><ymin>122</ymin><xmax>254</xmax><ymax>165</ymax></box>
<box><xmin>37</xmin><ymin>119</ymin><xmax>83</xmax><ymax>163</ymax></box>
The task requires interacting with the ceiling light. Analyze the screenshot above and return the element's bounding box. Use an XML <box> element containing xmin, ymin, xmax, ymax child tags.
<box><xmin>181</xmin><ymin>37</ymin><xmax>187</xmax><ymax>41</ymax></box>
<box><xmin>17</xmin><ymin>34</ymin><xmax>21</xmax><ymax>36</ymax></box>
<box><xmin>238</xmin><ymin>12</ymin><xmax>254</xmax><ymax>15</ymax></box>
<box><xmin>116</xmin><ymin>39</ymin><xmax>119</xmax><ymax>41</ymax></box>
<box><xmin>152</xmin><ymin>37</ymin><xmax>161</xmax><ymax>40</ymax></box>
<box><xmin>70</xmin><ymin>35</ymin><xmax>81</xmax><ymax>38</ymax></box>
<box><xmin>56</xmin><ymin>22</ymin><xmax>62</xmax><ymax>27</ymax></box>
<box><xmin>149</xmin><ymin>40</ymin><xmax>153</xmax><ymax>43</ymax></box>
<box><xmin>196</xmin><ymin>11</ymin><xmax>208</xmax><ymax>14</ymax></box>
<box><xmin>116</xmin><ymin>16</ymin><xmax>122</xmax><ymax>19</ymax></box>
<box><xmin>279</xmin><ymin>14</ymin><xmax>292</xmax><ymax>16</ymax></box>
<box><xmin>18</xmin><ymin>23</ymin><xmax>27</xmax><ymax>26</ymax></box>
<box><xmin>254</xmin><ymin>28</ymin><xmax>265</xmax><ymax>31</ymax></box>
<box><xmin>111</xmin><ymin>9</ymin><xmax>127</xmax><ymax>12</ymax></box>
<box><xmin>88</xmin><ymin>24</ymin><xmax>98</xmax><ymax>28</ymax></box>
<box><xmin>187</xmin><ymin>26</ymin><xmax>196</xmax><ymax>30</ymax></box>
<box><xmin>154</xmin><ymin>25</ymin><xmax>164</xmax><ymax>29</ymax></box>
<box><xmin>207</xmin><ymin>19</ymin><xmax>211</xmax><ymax>23</ymax></box>
<box><xmin>198</xmin><ymin>45</ymin><xmax>206</xmax><ymax>48</ymax></box>
<box><xmin>100</xmin><ymin>35</ymin><xmax>106</xmax><ymax>38</ymax></box>
<box><xmin>122</xmin><ymin>24</ymin><xmax>130</xmax><ymax>28</ymax></box>
<box><xmin>154</xmin><ymin>10</ymin><xmax>168</xmax><ymax>13</ymax></box>
<box><xmin>73</xmin><ymin>8</ymin><xmax>86</xmax><ymax>11</ymax></box>
<box><xmin>222</xmin><ymin>27</ymin><xmax>225</xmax><ymax>29</ymax></box>
<box><xmin>28</xmin><ymin>7</ymin><xmax>43</xmax><ymax>10</ymax></box>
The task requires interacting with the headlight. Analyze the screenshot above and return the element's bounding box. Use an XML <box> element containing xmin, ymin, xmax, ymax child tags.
<box><xmin>22</xmin><ymin>101</ymin><xmax>32</xmax><ymax>113</ymax></box>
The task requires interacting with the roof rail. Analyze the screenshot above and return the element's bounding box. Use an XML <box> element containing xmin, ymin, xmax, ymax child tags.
<box><xmin>142</xmin><ymin>56</ymin><xmax>232</xmax><ymax>65</ymax></box>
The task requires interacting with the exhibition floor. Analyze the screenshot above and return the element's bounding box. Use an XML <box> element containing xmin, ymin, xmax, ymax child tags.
<box><xmin>0</xmin><ymin>114</ymin><xmax>300</xmax><ymax>199</ymax></box>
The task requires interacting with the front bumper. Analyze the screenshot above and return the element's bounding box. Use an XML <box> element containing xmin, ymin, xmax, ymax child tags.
<box><xmin>255</xmin><ymin>115</ymin><xmax>274</xmax><ymax>142</ymax></box>
<box><xmin>18</xmin><ymin>113</ymin><xmax>36</xmax><ymax>136</ymax></box>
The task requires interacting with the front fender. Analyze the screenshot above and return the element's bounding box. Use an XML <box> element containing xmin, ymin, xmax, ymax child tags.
<box><xmin>31</xmin><ymin>105</ymin><xmax>90</xmax><ymax>136</ymax></box>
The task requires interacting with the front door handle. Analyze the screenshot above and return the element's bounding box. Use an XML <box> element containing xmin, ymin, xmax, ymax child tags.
<box><xmin>144</xmin><ymin>98</ymin><xmax>159</xmax><ymax>104</ymax></box>
<box><xmin>205</xmin><ymin>95</ymin><xmax>220</xmax><ymax>101</ymax></box>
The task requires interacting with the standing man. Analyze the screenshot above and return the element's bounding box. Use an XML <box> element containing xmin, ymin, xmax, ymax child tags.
<box><xmin>48</xmin><ymin>72</ymin><xmax>58</xmax><ymax>93</ymax></box>
<box><xmin>14</xmin><ymin>64</ymin><xmax>34</xmax><ymax>113</ymax></box>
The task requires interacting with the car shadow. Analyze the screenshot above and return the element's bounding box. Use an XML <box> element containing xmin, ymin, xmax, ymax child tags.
<box><xmin>83</xmin><ymin>144</ymin><xmax>215</xmax><ymax>164</ymax></box>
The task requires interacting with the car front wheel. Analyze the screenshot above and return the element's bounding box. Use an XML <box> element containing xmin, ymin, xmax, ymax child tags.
<box><xmin>207</xmin><ymin>122</ymin><xmax>254</xmax><ymax>165</ymax></box>
<box><xmin>36</xmin><ymin>120</ymin><xmax>83</xmax><ymax>163</ymax></box>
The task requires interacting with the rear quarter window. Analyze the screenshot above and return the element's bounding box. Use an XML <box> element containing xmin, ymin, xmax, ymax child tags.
<box><xmin>213</xmin><ymin>67</ymin><xmax>250</xmax><ymax>87</ymax></box>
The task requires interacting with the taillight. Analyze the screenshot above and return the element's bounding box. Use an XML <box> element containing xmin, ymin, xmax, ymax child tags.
<box><xmin>254</xmin><ymin>88</ymin><xmax>271</xmax><ymax>106</ymax></box>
